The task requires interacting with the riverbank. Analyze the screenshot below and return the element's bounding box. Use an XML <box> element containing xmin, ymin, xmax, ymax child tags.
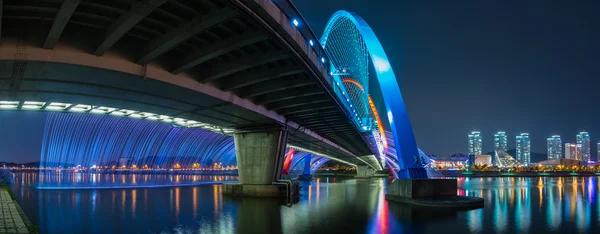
<box><xmin>440</xmin><ymin>171</ymin><xmax>600</xmax><ymax>177</ymax></box>
<box><xmin>1</xmin><ymin>184</ymin><xmax>37</xmax><ymax>233</ymax></box>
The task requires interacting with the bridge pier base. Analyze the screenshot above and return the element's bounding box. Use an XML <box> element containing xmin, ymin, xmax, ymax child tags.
<box><xmin>355</xmin><ymin>165</ymin><xmax>375</xmax><ymax>179</ymax></box>
<box><xmin>223</xmin><ymin>128</ymin><xmax>299</xmax><ymax>198</ymax></box>
<box><xmin>297</xmin><ymin>154</ymin><xmax>312</xmax><ymax>180</ymax></box>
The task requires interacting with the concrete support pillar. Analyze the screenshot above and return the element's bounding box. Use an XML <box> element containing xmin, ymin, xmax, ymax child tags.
<box><xmin>356</xmin><ymin>165</ymin><xmax>375</xmax><ymax>178</ymax></box>
<box><xmin>235</xmin><ymin>130</ymin><xmax>286</xmax><ymax>184</ymax></box>
<box><xmin>223</xmin><ymin>126</ymin><xmax>298</xmax><ymax>197</ymax></box>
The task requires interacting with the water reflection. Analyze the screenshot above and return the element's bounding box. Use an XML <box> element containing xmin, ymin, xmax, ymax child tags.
<box><xmin>9</xmin><ymin>173</ymin><xmax>600</xmax><ymax>233</ymax></box>
<box><xmin>30</xmin><ymin>172</ymin><xmax>237</xmax><ymax>189</ymax></box>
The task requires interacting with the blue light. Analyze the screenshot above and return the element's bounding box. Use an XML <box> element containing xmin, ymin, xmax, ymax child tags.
<box><xmin>292</xmin><ymin>19</ymin><xmax>299</xmax><ymax>27</ymax></box>
<box><xmin>321</xmin><ymin>57</ymin><xmax>325</xmax><ymax>63</ymax></box>
<box><xmin>309</xmin><ymin>40</ymin><xmax>314</xmax><ymax>46</ymax></box>
<box><xmin>321</xmin><ymin>10</ymin><xmax>420</xmax><ymax>178</ymax></box>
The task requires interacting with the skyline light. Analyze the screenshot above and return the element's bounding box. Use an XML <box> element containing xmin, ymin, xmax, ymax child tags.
<box><xmin>576</xmin><ymin>132</ymin><xmax>591</xmax><ymax>162</ymax></box>
<box><xmin>468</xmin><ymin>131</ymin><xmax>482</xmax><ymax>156</ymax></box>
<box><xmin>464</xmin><ymin>131</ymin><xmax>598</xmax><ymax>162</ymax></box>
<box><xmin>547</xmin><ymin>135</ymin><xmax>562</xmax><ymax>160</ymax></box>
<box><xmin>516</xmin><ymin>133</ymin><xmax>531</xmax><ymax>166</ymax></box>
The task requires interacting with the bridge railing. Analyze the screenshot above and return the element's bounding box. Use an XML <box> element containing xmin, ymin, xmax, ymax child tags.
<box><xmin>269</xmin><ymin>0</ymin><xmax>369</xmax><ymax>131</ymax></box>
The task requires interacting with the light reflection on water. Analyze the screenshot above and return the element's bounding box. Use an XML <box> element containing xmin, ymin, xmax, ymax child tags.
<box><xmin>10</xmin><ymin>173</ymin><xmax>600</xmax><ymax>233</ymax></box>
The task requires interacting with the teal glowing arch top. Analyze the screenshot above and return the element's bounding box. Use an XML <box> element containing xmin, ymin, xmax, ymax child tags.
<box><xmin>320</xmin><ymin>10</ymin><xmax>421</xmax><ymax>178</ymax></box>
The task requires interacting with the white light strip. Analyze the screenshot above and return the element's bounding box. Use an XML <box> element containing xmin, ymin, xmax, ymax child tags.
<box><xmin>287</xmin><ymin>144</ymin><xmax>356</xmax><ymax>166</ymax></box>
<box><xmin>22</xmin><ymin>105</ymin><xmax>42</xmax><ymax>109</ymax></box>
<box><xmin>90</xmin><ymin>109</ymin><xmax>106</xmax><ymax>114</ymax></box>
<box><xmin>69</xmin><ymin>108</ymin><xmax>86</xmax><ymax>112</ymax></box>
<box><xmin>45</xmin><ymin>106</ymin><xmax>64</xmax><ymax>110</ymax></box>
<box><xmin>24</xmin><ymin>101</ymin><xmax>45</xmax><ymax>105</ymax></box>
<box><xmin>0</xmin><ymin>101</ymin><xmax>231</xmax><ymax>136</ymax></box>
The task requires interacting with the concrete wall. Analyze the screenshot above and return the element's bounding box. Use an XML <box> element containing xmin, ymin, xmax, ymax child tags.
<box><xmin>234</xmin><ymin>130</ymin><xmax>285</xmax><ymax>184</ymax></box>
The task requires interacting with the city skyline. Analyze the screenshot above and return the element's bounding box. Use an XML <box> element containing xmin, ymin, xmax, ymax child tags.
<box><xmin>466</xmin><ymin>130</ymin><xmax>599</xmax><ymax>160</ymax></box>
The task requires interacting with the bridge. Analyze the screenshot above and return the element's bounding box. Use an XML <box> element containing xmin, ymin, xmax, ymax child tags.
<box><xmin>0</xmin><ymin>0</ymin><xmax>421</xmax><ymax>196</ymax></box>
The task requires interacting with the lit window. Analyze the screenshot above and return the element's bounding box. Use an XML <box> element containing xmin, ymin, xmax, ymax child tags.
<box><xmin>292</xmin><ymin>19</ymin><xmax>299</xmax><ymax>27</ymax></box>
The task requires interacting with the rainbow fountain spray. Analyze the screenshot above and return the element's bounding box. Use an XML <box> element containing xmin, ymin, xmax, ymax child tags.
<box><xmin>39</xmin><ymin>112</ymin><xmax>236</xmax><ymax>170</ymax></box>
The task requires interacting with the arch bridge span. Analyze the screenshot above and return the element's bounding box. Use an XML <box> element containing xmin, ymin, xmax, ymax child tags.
<box><xmin>1</xmin><ymin>1</ymin><xmax>420</xmax><ymax>195</ymax></box>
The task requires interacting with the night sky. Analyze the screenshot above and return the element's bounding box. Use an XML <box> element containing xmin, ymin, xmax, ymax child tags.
<box><xmin>1</xmin><ymin>0</ymin><xmax>600</xmax><ymax>162</ymax></box>
<box><xmin>293</xmin><ymin>0</ymin><xmax>600</xmax><ymax>158</ymax></box>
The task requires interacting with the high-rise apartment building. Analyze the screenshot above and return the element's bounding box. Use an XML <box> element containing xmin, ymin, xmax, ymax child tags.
<box><xmin>576</xmin><ymin>132</ymin><xmax>591</xmax><ymax>161</ymax></box>
<box><xmin>468</xmin><ymin>131</ymin><xmax>482</xmax><ymax>156</ymax></box>
<box><xmin>565</xmin><ymin>143</ymin><xmax>582</xmax><ymax>161</ymax></box>
<box><xmin>597</xmin><ymin>142</ymin><xmax>600</xmax><ymax>162</ymax></box>
<box><xmin>494</xmin><ymin>131</ymin><xmax>508</xmax><ymax>151</ymax></box>
<box><xmin>516</xmin><ymin>133</ymin><xmax>531</xmax><ymax>166</ymax></box>
<box><xmin>547</xmin><ymin>135</ymin><xmax>562</xmax><ymax>159</ymax></box>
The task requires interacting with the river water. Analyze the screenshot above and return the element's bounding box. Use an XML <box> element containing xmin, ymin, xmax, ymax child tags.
<box><xmin>9</xmin><ymin>172</ymin><xmax>600</xmax><ymax>233</ymax></box>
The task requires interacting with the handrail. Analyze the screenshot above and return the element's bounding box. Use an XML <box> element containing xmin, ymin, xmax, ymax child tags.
<box><xmin>269</xmin><ymin>0</ymin><xmax>369</xmax><ymax>131</ymax></box>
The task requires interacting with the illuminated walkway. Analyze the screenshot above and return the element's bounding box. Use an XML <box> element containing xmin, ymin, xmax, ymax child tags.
<box><xmin>0</xmin><ymin>190</ymin><xmax>28</xmax><ymax>234</ymax></box>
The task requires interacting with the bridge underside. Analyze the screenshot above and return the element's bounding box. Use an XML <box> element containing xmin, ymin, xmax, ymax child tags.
<box><xmin>0</xmin><ymin>58</ymin><xmax>364</xmax><ymax>165</ymax></box>
<box><xmin>0</xmin><ymin>0</ymin><xmax>376</xmax><ymax>167</ymax></box>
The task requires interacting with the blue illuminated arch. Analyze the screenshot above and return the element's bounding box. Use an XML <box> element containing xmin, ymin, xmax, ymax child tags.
<box><xmin>321</xmin><ymin>11</ymin><xmax>419</xmax><ymax>178</ymax></box>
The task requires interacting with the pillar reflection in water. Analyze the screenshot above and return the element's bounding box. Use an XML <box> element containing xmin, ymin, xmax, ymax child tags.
<box><xmin>367</xmin><ymin>179</ymin><xmax>392</xmax><ymax>234</ymax></box>
<box><xmin>233</xmin><ymin>197</ymin><xmax>282</xmax><ymax>234</ymax></box>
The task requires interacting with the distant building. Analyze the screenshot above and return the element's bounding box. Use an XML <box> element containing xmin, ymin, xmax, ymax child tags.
<box><xmin>494</xmin><ymin>149</ymin><xmax>522</xmax><ymax>167</ymax></box>
<box><xmin>565</xmin><ymin>143</ymin><xmax>582</xmax><ymax>161</ymax></box>
<box><xmin>493</xmin><ymin>131</ymin><xmax>507</xmax><ymax>166</ymax></box>
<box><xmin>576</xmin><ymin>132</ymin><xmax>591</xmax><ymax>161</ymax></box>
<box><xmin>434</xmin><ymin>160</ymin><xmax>466</xmax><ymax>169</ymax></box>
<box><xmin>597</xmin><ymin>142</ymin><xmax>600</xmax><ymax>162</ymax></box>
<box><xmin>538</xmin><ymin>158</ymin><xmax>586</xmax><ymax>167</ymax></box>
<box><xmin>516</xmin><ymin>133</ymin><xmax>531</xmax><ymax>166</ymax></box>
<box><xmin>449</xmin><ymin>153</ymin><xmax>469</xmax><ymax>161</ymax></box>
<box><xmin>494</xmin><ymin>131</ymin><xmax>508</xmax><ymax>151</ymax></box>
<box><xmin>474</xmin><ymin>155</ymin><xmax>492</xmax><ymax>166</ymax></box>
<box><xmin>547</xmin><ymin>135</ymin><xmax>562</xmax><ymax>159</ymax></box>
<box><xmin>468</xmin><ymin>131</ymin><xmax>482</xmax><ymax>156</ymax></box>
